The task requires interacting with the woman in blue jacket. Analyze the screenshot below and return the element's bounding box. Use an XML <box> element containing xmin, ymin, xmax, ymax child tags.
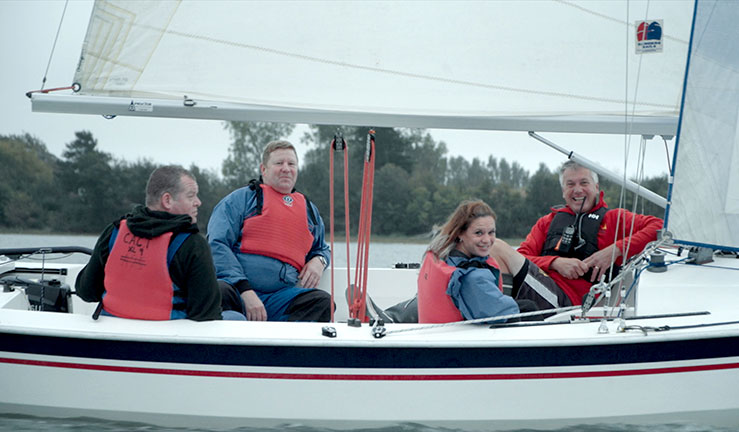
<box><xmin>416</xmin><ymin>199</ymin><xmax>568</xmax><ymax>323</ymax></box>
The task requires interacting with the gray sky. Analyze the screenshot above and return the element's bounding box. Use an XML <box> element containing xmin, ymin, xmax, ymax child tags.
<box><xmin>1</xmin><ymin>0</ymin><xmax>673</xmax><ymax>179</ymax></box>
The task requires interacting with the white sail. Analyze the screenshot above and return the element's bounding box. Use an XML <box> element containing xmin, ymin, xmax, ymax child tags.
<box><xmin>33</xmin><ymin>0</ymin><xmax>693</xmax><ymax>135</ymax></box>
<box><xmin>665</xmin><ymin>0</ymin><xmax>739</xmax><ymax>251</ymax></box>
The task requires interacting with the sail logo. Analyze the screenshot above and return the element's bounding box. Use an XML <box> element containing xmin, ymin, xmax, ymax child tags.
<box><xmin>635</xmin><ymin>20</ymin><xmax>663</xmax><ymax>54</ymax></box>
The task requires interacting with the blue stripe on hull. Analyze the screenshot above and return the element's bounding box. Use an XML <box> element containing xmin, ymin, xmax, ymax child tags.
<box><xmin>3</xmin><ymin>332</ymin><xmax>739</xmax><ymax>368</ymax></box>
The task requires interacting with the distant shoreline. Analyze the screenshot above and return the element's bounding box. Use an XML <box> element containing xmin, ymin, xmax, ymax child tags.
<box><xmin>0</xmin><ymin>231</ymin><xmax>522</xmax><ymax>247</ymax></box>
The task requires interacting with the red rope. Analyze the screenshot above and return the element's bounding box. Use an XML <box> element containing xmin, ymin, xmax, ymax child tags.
<box><xmin>342</xmin><ymin>143</ymin><xmax>352</xmax><ymax>315</ymax></box>
<box><xmin>329</xmin><ymin>136</ymin><xmax>352</xmax><ymax>323</ymax></box>
<box><xmin>352</xmin><ymin>131</ymin><xmax>376</xmax><ymax>322</ymax></box>
<box><xmin>25</xmin><ymin>84</ymin><xmax>80</xmax><ymax>99</ymax></box>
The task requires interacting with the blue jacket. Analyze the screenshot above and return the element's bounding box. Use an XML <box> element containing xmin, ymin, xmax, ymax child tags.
<box><xmin>207</xmin><ymin>184</ymin><xmax>330</xmax><ymax>320</ymax></box>
<box><xmin>446</xmin><ymin>252</ymin><xmax>519</xmax><ymax>320</ymax></box>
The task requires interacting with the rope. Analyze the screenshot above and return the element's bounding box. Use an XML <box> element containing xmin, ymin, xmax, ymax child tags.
<box><xmin>329</xmin><ymin>137</ymin><xmax>336</xmax><ymax>323</ymax></box>
<box><xmin>350</xmin><ymin>131</ymin><xmax>376</xmax><ymax>322</ymax></box>
<box><xmin>329</xmin><ymin>135</ymin><xmax>352</xmax><ymax>323</ymax></box>
<box><xmin>381</xmin><ymin>306</ymin><xmax>581</xmax><ymax>337</ymax></box>
<box><xmin>600</xmin><ymin>1</ymin><xmax>650</xmax><ymax>317</ymax></box>
<box><xmin>40</xmin><ymin>0</ymin><xmax>70</xmax><ymax>91</ymax></box>
<box><xmin>622</xmin><ymin>320</ymin><xmax>739</xmax><ymax>335</ymax></box>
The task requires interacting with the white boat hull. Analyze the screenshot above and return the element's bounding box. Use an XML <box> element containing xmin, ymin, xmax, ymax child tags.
<box><xmin>3</xmin><ymin>252</ymin><xmax>739</xmax><ymax>429</ymax></box>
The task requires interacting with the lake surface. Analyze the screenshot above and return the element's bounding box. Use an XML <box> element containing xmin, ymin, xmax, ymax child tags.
<box><xmin>0</xmin><ymin>233</ymin><xmax>427</xmax><ymax>268</ymax></box>
<box><xmin>0</xmin><ymin>415</ymin><xmax>733</xmax><ymax>432</ymax></box>
<box><xmin>0</xmin><ymin>234</ymin><xmax>735</xmax><ymax>432</ymax></box>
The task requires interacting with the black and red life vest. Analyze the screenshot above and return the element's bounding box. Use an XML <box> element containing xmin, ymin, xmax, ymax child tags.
<box><xmin>541</xmin><ymin>207</ymin><xmax>609</xmax><ymax>260</ymax></box>
<box><xmin>541</xmin><ymin>207</ymin><xmax>619</xmax><ymax>282</ymax></box>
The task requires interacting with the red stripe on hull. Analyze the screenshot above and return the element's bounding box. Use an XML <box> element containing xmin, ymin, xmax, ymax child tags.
<box><xmin>2</xmin><ymin>357</ymin><xmax>739</xmax><ymax>380</ymax></box>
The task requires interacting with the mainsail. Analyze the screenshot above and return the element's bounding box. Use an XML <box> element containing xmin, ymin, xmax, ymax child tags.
<box><xmin>33</xmin><ymin>0</ymin><xmax>693</xmax><ymax>135</ymax></box>
<box><xmin>666</xmin><ymin>0</ymin><xmax>739</xmax><ymax>251</ymax></box>
<box><xmin>33</xmin><ymin>0</ymin><xmax>737</xmax><ymax>247</ymax></box>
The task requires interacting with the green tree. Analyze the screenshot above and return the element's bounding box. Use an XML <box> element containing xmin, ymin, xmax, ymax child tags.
<box><xmin>221</xmin><ymin>121</ymin><xmax>295</xmax><ymax>189</ymax></box>
<box><xmin>520</xmin><ymin>163</ymin><xmax>561</xmax><ymax>231</ymax></box>
<box><xmin>372</xmin><ymin>163</ymin><xmax>412</xmax><ymax>234</ymax></box>
<box><xmin>112</xmin><ymin>158</ymin><xmax>159</xmax><ymax>216</ymax></box>
<box><xmin>599</xmin><ymin>174</ymin><xmax>667</xmax><ymax>219</ymax></box>
<box><xmin>409</xmin><ymin>134</ymin><xmax>448</xmax><ymax>187</ymax></box>
<box><xmin>486</xmin><ymin>184</ymin><xmax>528</xmax><ymax>238</ymax></box>
<box><xmin>488</xmin><ymin>156</ymin><xmax>529</xmax><ymax>189</ymax></box>
<box><xmin>405</xmin><ymin>186</ymin><xmax>434</xmax><ymax>235</ymax></box>
<box><xmin>299</xmin><ymin>125</ymin><xmax>420</xmax><ymax>236</ymax></box>
<box><xmin>446</xmin><ymin>156</ymin><xmax>470</xmax><ymax>190</ymax></box>
<box><xmin>192</xmin><ymin>165</ymin><xmax>231</xmax><ymax>233</ymax></box>
<box><xmin>0</xmin><ymin>134</ymin><xmax>59</xmax><ymax>230</ymax></box>
<box><xmin>57</xmin><ymin>131</ymin><xmax>119</xmax><ymax>233</ymax></box>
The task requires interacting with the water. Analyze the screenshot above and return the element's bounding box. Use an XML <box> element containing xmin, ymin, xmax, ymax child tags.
<box><xmin>0</xmin><ymin>415</ymin><xmax>735</xmax><ymax>432</ymax></box>
<box><xmin>0</xmin><ymin>233</ymin><xmax>99</xmax><ymax>265</ymax></box>
<box><xmin>0</xmin><ymin>233</ymin><xmax>427</xmax><ymax>268</ymax></box>
<box><xmin>0</xmin><ymin>234</ymin><xmax>735</xmax><ymax>432</ymax></box>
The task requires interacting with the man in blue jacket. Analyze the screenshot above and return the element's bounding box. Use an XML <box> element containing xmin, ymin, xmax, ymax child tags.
<box><xmin>208</xmin><ymin>140</ymin><xmax>331</xmax><ymax>321</ymax></box>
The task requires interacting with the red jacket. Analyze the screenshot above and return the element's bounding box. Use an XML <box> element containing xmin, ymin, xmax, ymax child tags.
<box><xmin>517</xmin><ymin>191</ymin><xmax>663</xmax><ymax>304</ymax></box>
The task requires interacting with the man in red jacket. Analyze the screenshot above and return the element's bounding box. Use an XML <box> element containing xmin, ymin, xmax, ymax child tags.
<box><xmin>517</xmin><ymin>160</ymin><xmax>663</xmax><ymax>305</ymax></box>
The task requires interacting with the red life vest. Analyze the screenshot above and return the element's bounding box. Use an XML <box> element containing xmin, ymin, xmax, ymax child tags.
<box><xmin>417</xmin><ymin>251</ymin><xmax>503</xmax><ymax>323</ymax></box>
<box><xmin>240</xmin><ymin>184</ymin><xmax>314</xmax><ymax>271</ymax></box>
<box><xmin>103</xmin><ymin>220</ymin><xmax>185</xmax><ymax>320</ymax></box>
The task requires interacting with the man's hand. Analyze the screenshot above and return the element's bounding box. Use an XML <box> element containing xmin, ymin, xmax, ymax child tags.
<box><xmin>583</xmin><ymin>245</ymin><xmax>622</xmax><ymax>282</ymax></box>
<box><xmin>299</xmin><ymin>256</ymin><xmax>325</xmax><ymax>289</ymax></box>
<box><xmin>240</xmin><ymin>290</ymin><xmax>267</xmax><ymax>321</ymax></box>
<box><xmin>550</xmin><ymin>257</ymin><xmax>589</xmax><ymax>279</ymax></box>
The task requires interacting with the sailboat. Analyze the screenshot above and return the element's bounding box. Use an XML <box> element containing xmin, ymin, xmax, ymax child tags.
<box><xmin>3</xmin><ymin>0</ymin><xmax>739</xmax><ymax>429</ymax></box>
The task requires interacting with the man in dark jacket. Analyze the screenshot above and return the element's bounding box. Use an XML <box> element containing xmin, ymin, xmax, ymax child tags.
<box><xmin>75</xmin><ymin>165</ymin><xmax>223</xmax><ymax>321</ymax></box>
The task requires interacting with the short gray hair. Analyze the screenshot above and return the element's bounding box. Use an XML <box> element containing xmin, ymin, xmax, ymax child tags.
<box><xmin>559</xmin><ymin>160</ymin><xmax>598</xmax><ymax>187</ymax></box>
<box><xmin>262</xmin><ymin>140</ymin><xmax>298</xmax><ymax>166</ymax></box>
<box><xmin>145</xmin><ymin>165</ymin><xmax>195</xmax><ymax>207</ymax></box>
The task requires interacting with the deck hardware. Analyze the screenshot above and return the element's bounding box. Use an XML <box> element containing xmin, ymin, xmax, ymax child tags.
<box><xmin>620</xmin><ymin>325</ymin><xmax>671</xmax><ymax>335</ymax></box>
<box><xmin>347</xmin><ymin>318</ymin><xmax>361</xmax><ymax>327</ymax></box>
<box><xmin>615</xmin><ymin>318</ymin><xmax>626</xmax><ymax>332</ymax></box>
<box><xmin>688</xmin><ymin>247</ymin><xmax>714</xmax><ymax>265</ymax></box>
<box><xmin>372</xmin><ymin>321</ymin><xmax>387</xmax><ymax>339</ymax></box>
<box><xmin>647</xmin><ymin>250</ymin><xmax>667</xmax><ymax>273</ymax></box>
<box><xmin>581</xmin><ymin>281</ymin><xmax>606</xmax><ymax>314</ymax></box>
<box><xmin>322</xmin><ymin>326</ymin><xmax>337</xmax><ymax>338</ymax></box>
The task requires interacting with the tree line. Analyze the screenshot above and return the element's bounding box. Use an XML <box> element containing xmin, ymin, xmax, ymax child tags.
<box><xmin>0</xmin><ymin>124</ymin><xmax>667</xmax><ymax>239</ymax></box>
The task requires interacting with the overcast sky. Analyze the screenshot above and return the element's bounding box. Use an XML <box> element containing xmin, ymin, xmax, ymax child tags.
<box><xmin>1</xmin><ymin>0</ymin><xmax>673</xmax><ymax>180</ymax></box>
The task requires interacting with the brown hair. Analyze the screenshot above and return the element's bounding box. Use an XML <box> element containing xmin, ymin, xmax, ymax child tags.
<box><xmin>262</xmin><ymin>140</ymin><xmax>298</xmax><ymax>166</ymax></box>
<box><xmin>427</xmin><ymin>200</ymin><xmax>497</xmax><ymax>260</ymax></box>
